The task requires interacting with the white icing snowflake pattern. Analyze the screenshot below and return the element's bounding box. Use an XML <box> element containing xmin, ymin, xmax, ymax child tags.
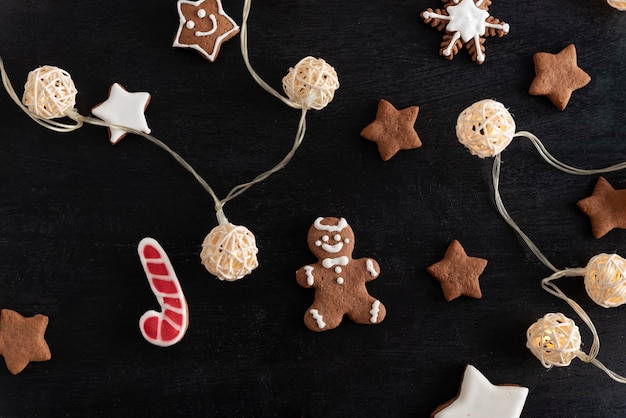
<box><xmin>422</xmin><ymin>0</ymin><xmax>509</xmax><ymax>64</ymax></box>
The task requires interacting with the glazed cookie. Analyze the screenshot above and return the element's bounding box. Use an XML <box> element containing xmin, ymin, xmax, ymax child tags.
<box><xmin>173</xmin><ymin>0</ymin><xmax>240</xmax><ymax>62</ymax></box>
<box><xmin>91</xmin><ymin>83</ymin><xmax>151</xmax><ymax>144</ymax></box>
<box><xmin>421</xmin><ymin>0</ymin><xmax>509</xmax><ymax>64</ymax></box>
<box><xmin>138</xmin><ymin>238</ymin><xmax>189</xmax><ymax>347</ymax></box>
<box><xmin>296</xmin><ymin>217</ymin><xmax>386</xmax><ymax>331</ymax></box>
<box><xmin>431</xmin><ymin>365</ymin><xmax>528</xmax><ymax>418</ymax></box>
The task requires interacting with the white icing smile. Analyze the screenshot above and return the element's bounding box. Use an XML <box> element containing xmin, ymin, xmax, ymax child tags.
<box><xmin>322</xmin><ymin>242</ymin><xmax>343</xmax><ymax>253</ymax></box>
<box><xmin>194</xmin><ymin>14</ymin><xmax>217</xmax><ymax>37</ymax></box>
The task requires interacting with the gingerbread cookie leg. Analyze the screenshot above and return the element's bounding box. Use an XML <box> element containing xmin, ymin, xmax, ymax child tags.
<box><xmin>347</xmin><ymin>296</ymin><xmax>386</xmax><ymax>325</ymax></box>
<box><xmin>304</xmin><ymin>304</ymin><xmax>344</xmax><ymax>332</ymax></box>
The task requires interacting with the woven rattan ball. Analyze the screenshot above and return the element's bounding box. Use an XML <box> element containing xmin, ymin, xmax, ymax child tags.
<box><xmin>200</xmin><ymin>222</ymin><xmax>259</xmax><ymax>281</ymax></box>
<box><xmin>456</xmin><ymin>99</ymin><xmax>516</xmax><ymax>158</ymax></box>
<box><xmin>584</xmin><ymin>253</ymin><xmax>626</xmax><ymax>308</ymax></box>
<box><xmin>22</xmin><ymin>65</ymin><xmax>77</xmax><ymax>119</ymax></box>
<box><xmin>282</xmin><ymin>56</ymin><xmax>339</xmax><ymax>110</ymax></box>
<box><xmin>526</xmin><ymin>312</ymin><xmax>581</xmax><ymax>368</ymax></box>
<box><xmin>607</xmin><ymin>0</ymin><xmax>626</xmax><ymax>11</ymax></box>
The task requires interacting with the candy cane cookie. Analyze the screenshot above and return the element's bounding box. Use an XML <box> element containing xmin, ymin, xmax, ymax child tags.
<box><xmin>138</xmin><ymin>238</ymin><xmax>189</xmax><ymax>347</ymax></box>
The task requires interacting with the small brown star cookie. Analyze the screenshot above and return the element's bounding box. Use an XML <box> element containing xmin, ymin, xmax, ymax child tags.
<box><xmin>427</xmin><ymin>240</ymin><xmax>487</xmax><ymax>301</ymax></box>
<box><xmin>529</xmin><ymin>44</ymin><xmax>591</xmax><ymax>110</ymax></box>
<box><xmin>360</xmin><ymin>99</ymin><xmax>422</xmax><ymax>161</ymax></box>
<box><xmin>0</xmin><ymin>309</ymin><xmax>51</xmax><ymax>375</ymax></box>
<box><xmin>577</xmin><ymin>177</ymin><xmax>626</xmax><ymax>239</ymax></box>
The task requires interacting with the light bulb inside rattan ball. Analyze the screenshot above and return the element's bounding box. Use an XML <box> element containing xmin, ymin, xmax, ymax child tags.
<box><xmin>526</xmin><ymin>312</ymin><xmax>581</xmax><ymax>368</ymax></box>
<box><xmin>22</xmin><ymin>65</ymin><xmax>77</xmax><ymax>119</ymax></box>
<box><xmin>607</xmin><ymin>0</ymin><xmax>626</xmax><ymax>11</ymax></box>
<box><xmin>282</xmin><ymin>56</ymin><xmax>339</xmax><ymax>110</ymax></box>
<box><xmin>456</xmin><ymin>99</ymin><xmax>516</xmax><ymax>158</ymax></box>
<box><xmin>584</xmin><ymin>253</ymin><xmax>626</xmax><ymax>308</ymax></box>
<box><xmin>200</xmin><ymin>222</ymin><xmax>259</xmax><ymax>281</ymax></box>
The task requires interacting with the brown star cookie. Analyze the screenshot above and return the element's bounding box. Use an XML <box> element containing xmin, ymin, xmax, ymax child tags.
<box><xmin>0</xmin><ymin>309</ymin><xmax>51</xmax><ymax>375</ymax></box>
<box><xmin>577</xmin><ymin>177</ymin><xmax>626</xmax><ymax>239</ymax></box>
<box><xmin>360</xmin><ymin>99</ymin><xmax>422</xmax><ymax>161</ymax></box>
<box><xmin>427</xmin><ymin>240</ymin><xmax>487</xmax><ymax>302</ymax></box>
<box><xmin>529</xmin><ymin>44</ymin><xmax>591</xmax><ymax>110</ymax></box>
<box><xmin>173</xmin><ymin>0</ymin><xmax>240</xmax><ymax>62</ymax></box>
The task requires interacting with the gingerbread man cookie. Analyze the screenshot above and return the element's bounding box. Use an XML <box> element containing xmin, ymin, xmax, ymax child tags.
<box><xmin>296</xmin><ymin>217</ymin><xmax>386</xmax><ymax>331</ymax></box>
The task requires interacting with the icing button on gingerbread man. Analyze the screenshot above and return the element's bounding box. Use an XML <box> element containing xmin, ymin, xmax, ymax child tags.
<box><xmin>296</xmin><ymin>217</ymin><xmax>386</xmax><ymax>331</ymax></box>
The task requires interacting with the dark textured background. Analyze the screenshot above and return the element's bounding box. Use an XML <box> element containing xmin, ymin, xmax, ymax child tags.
<box><xmin>0</xmin><ymin>0</ymin><xmax>625</xmax><ymax>416</ymax></box>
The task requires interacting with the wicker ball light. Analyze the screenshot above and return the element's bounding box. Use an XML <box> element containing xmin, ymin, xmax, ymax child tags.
<box><xmin>200</xmin><ymin>220</ymin><xmax>259</xmax><ymax>282</ymax></box>
<box><xmin>526</xmin><ymin>312</ymin><xmax>582</xmax><ymax>368</ymax></box>
<box><xmin>22</xmin><ymin>65</ymin><xmax>77</xmax><ymax>119</ymax></box>
<box><xmin>282</xmin><ymin>56</ymin><xmax>339</xmax><ymax>110</ymax></box>
<box><xmin>584</xmin><ymin>253</ymin><xmax>626</xmax><ymax>308</ymax></box>
<box><xmin>456</xmin><ymin>99</ymin><xmax>516</xmax><ymax>158</ymax></box>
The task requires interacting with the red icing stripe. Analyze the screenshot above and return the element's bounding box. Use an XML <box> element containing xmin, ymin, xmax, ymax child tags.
<box><xmin>143</xmin><ymin>245</ymin><xmax>161</xmax><ymax>260</ymax></box>
<box><xmin>147</xmin><ymin>262</ymin><xmax>168</xmax><ymax>276</ymax></box>
<box><xmin>162</xmin><ymin>297</ymin><xmax>182</xmax><ymax>309</ymax></box>
<box><xmin>164</xmin><ymin>310</ymin><xmax>183</xmax><ymax>326</ymax></box>
<box><xmin>151</xmin><ymin>278</ymin><xmax>178</xmax><ymax>294</ymax></box>
<box><xmin>160</xmin><ymin>319</ymin><xmax>179</xmax><ymax>341</ymax></box>
<box><xmin>141</xmin><ymin>316</ymin><xmax>159</xmax><ymax>340</ymax></box>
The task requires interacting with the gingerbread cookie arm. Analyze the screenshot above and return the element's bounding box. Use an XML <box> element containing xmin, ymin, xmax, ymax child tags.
<box><xmin>361</xmin><ymin>258</ymin><xmax>381</xmax><ymax>282</ymax></box>
<box><xmin>296</xmin><ymin>265</ymin><xmax>317</xmax><ymax>288</ymax></box>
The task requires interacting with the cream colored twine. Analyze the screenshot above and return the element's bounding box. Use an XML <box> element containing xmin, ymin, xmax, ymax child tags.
<box><xmin>457</xmin><ymin>100</ymin><xmax>626</xmax><ymax>381</ymax></box>
<box><xmin>0</xmin><ymin>0</ymin><xmax>339</xmax><ymax>281</ymax></box>
<box><xmin>493</xmin><ymin>134</ymin><xmax>626</xmax><ymax>382</ymax></box>
<box><xmin>492</xmin><ymin>130</ymin><xmax>626</xmax><ymax>273</ymax></box>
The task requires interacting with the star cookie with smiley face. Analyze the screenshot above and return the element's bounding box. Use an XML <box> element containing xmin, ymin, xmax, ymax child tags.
<box><xmin>296</xmin><ymin>217</ymin><xmax>386</xmax><ymax>332</ymax></box>
<box><xmin>173</xmin><ymin>0</ymin><xmax>240</xmax><ymax>62</ymax></box>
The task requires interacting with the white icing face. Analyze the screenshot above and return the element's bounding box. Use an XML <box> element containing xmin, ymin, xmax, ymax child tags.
<box><xmin>308</xmin><ymin>217</ymin><xmax>355</xmax><ymax>259</ymax></box>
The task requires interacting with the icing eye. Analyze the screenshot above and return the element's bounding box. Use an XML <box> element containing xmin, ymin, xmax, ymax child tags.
<box><xmin>334</xmin><ymin>234</ymin><xmax>341</xmax><ymax>241</ymax></box>
<box><xmin>344</xmin><ymin>238</ymin><xmax>350</xmax><ymax>244</ymax></box>
<box><xmin>315</xmin><ymin>240</ymin><xmax>322</xmax><ymax>247</ymax></box>
<box><xmin>185</xmin><ymin>20</ymin><xmax>195</xmax><ymax>29</ymax></box>
<box><xmin>322</xmin><ymin>235</ymin><xmax>329</xmax><ymax>242</ymax></box>
<box><xmin>197</xmin><ymin>9</ymin><xmax>207</xmax><ymax>18</ymax></box>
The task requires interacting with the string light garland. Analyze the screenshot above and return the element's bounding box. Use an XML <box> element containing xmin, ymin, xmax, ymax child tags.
<box><xmin>456</xmin><ymin>99</ymin><xmax>626</xmax><ymax>382</ymax></box>
<box><xmin>0</xmin><ymin>0</ymin><xmax>339</xmax><ymax>282</ymax></box>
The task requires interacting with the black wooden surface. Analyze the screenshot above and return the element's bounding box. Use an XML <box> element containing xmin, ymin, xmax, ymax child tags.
<box><xmin>0</xmin><ymin>1</ymin><xmax>625</xmax><ymax>416</ymax></box>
